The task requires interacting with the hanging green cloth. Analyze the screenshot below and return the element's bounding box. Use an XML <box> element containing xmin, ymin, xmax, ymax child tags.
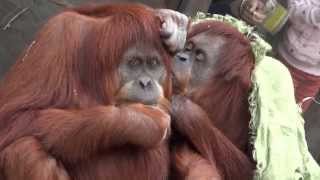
<box><xmin>193</xmin><ymin>13</ymin><xmax>320</xmax><ymax>180</ymax></box>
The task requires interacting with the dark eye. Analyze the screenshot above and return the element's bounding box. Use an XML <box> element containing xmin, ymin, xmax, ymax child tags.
<box><xmin>128</xmin><ymin>58</ymin><xmax>141</xmax><ymax>67</ymax></box>
<box><xmin>147</xmin><ymin>58</ymin><xmax>160</xmax><ymax>68</ymax></box>
<box><xmin>185</xmin><ymin>42</ymin><xmax>194</xmax><ymax>51</ymax></box>
<box><xmin>195</xmin><ymin>50</ymin><xmax>205</xmax><ymax>62</ymax></box>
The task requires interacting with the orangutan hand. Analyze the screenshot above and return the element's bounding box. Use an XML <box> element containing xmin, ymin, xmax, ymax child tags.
<box><xmin>121</xmin><ymin>103</ymin><xmax>171</xmax><ymax>147</ymax></box>
<box><xmin>156</xmin><ymin>9</ymin><xmax>189</xmax><ymax>53</ymax></box>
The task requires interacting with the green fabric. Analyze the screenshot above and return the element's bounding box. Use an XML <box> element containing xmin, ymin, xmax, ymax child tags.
<box><xmin>193</xmin><ymin>13</ymin><xmax>320</xmax><ymax>180</ymax></box>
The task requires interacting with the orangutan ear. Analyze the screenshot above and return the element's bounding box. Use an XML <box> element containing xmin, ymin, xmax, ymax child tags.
<box><xmin>155</xmin><ymin>9</ymin><xmax>189</xmax><ymax>53</ymax></box>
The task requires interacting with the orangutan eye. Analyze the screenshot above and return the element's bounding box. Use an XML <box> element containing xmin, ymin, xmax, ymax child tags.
<box><xmin>147</xmin><ymin>58</ymin><xmax>160</xmax><ymax>69</ymax></box>
<box><xmin>195</xmin><ymin>50</ymin><xmax>205</xmax><ymax>62</ymax></box>
<box><xmin>128</xmin><ymin>58</ymin><xmax>142</xmax><ymax>67</ymax></box>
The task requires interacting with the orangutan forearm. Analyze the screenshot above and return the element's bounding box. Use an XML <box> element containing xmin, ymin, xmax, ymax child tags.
<box><xmin>29</xmin><ymin>105</ymin><xmax>169</xmax><ymax>162</ymax></box>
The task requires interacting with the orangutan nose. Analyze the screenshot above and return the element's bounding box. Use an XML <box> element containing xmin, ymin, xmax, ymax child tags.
<box><xmin>139</xmin><ymin>76</ymin><xmax>152</xmax><ymax>89</ymax></box>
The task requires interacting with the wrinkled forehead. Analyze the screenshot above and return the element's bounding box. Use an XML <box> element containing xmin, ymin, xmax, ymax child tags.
<box><xmin>123</xmin><ymin>42</ymin><xmax>161</xmax><ymax>58</ymax></box>
<box><xmin>189</xmin><ymin>32</ymin><xmax>226</xmax><ymax>52</ymax></box>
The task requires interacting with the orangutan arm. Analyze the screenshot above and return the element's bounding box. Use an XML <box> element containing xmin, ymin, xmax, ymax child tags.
<box><xmin>28</xmin><ymin>104</ymin><xmax>169</xmax><ymax>162</ymax></box>
<box><xmin>171</xmin><ymin>95</ymin><xmax>253</xmax><ymax>180</ymax></box>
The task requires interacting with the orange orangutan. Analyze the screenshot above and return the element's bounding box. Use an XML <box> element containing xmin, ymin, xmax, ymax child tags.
<box><xmin>170</xmin><ymin>20</ymin><xmax>256</xmax><ymax>180</ymax></box>
<box><xmin>0</xmin><ymin>3</ymin><xmax>189</xmax><ymax>180</ymax></box>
